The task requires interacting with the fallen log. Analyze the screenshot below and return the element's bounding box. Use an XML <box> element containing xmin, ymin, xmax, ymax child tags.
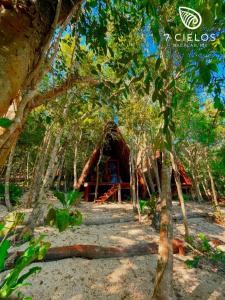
<box><xmin>4</xmin><ymin>239</ymin><xmax>185</xmax><ymax>271</ymax></box>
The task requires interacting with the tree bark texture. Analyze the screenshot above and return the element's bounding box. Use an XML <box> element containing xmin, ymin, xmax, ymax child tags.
<box><xmin>170</xmin><ymin>149</ymin><xmax>189</xmax><ymax>239</ymax></box>
<box><xmin>151</xmin><ymin>150</ymin><xmax>173</xmax><ymax>300</ymax></box>
<box><xmin>0</xmin><ymin>0</ymin><xmax>81</xmax><ymax>116</ymax></box>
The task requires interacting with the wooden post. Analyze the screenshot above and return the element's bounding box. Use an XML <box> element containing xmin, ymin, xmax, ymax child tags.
<box><xmin>84</xmin><ymin>183</ymin><xmax>89</xmax><ymax>202</ymax></box>
<box><xmin>118</xmin><ymin>184</ymin><xmax>121</xmax><ymax>203</ymax></box>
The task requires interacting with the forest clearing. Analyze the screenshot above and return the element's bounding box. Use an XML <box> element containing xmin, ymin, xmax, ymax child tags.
<box><xmin>0</xmin><ymin>0</ymin><xmax>225</xmax><ymax>299</ymax></box>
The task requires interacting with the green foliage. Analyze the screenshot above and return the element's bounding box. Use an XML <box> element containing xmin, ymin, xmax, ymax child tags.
<box><xmin>46</xmin><ymin>207</ymin><xmax>82</xmax><ymax>232</ymax></box>
<box><xmin>53</xmin><ymin>190</ymin><xmax>82</xmax><ymax>208</ymax></box>
<box><xmin>185</xmin><ymin>233</ymin><xmax>225</xmax><ymax>272</ymax></box>
<box><xmin>0</xmin><ymin>118</ymin><xmax>13</xmax><ymax>128</ymax></box>
<box><xmin>0</xmin><ymin>239</ymin><xmax>10</xmax><ymax>272</ymax></box>
<box><xmin>139</xmin><ymin>194</ymin><xmax>157</xmax><ymax>215</ymax></box>
<box><xmin>185</xmin><ymin>256</ymin><xmax>201</xmax><ymax>269</ymax></box>
<box><xmin>46</xmin><ymin>190</ymin><xmax>83</xmax><ymax>232</ymax></box>
<box><xmin>198</xmin><ymin>233</ymin><xmax>211</xmax><ymax>252</ymax></box>
<box><xmin>0</xmin><ymin>236</ymin><xmax>50</xmax><ymax>299</ymax></box>
<box><xmin>0</xmin><ymin>215</ymin><xmax>50</xmax><ymax>299</ymax></box>
<box><xmin>0</xmin><ymin>183</ymin><xmax>23</xmax><ymax>206</ymax></box>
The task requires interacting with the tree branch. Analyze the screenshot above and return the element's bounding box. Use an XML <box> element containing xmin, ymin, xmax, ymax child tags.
<box><xmin>29</xmin><ymin>75</ymin><xmax>100</xmax><ymax>109</ymax></box>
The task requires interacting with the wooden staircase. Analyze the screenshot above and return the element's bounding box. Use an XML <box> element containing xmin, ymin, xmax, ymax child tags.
<box><xmin>95</xmin><ymin>185</ymin><xmax>119</xmax><ymax>203</ymax></box>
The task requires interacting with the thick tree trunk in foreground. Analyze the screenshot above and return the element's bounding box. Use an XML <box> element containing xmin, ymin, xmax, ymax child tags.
<box><xmin>0</xmin><ymin>0</ymin><xmax>78</xmax><ymax>117</ymax></box>
<box><xmin>151</xmin><ymin>151</ymin><xmax>173</xmax><ymax>300</ymax></box>
<box><xmin>4</xmin><ymin>141</ymin><xmax>16</xmax><ymax>211</ymax></box>
<box><xmin>0</xmin><ymin>0</ymin><xmax>83</xmax><ymax>167</ymax></box>
<box><xmin>170</xmin><ymin>150</ymin><xmax>189</xmax><ymax>239</ymax></box>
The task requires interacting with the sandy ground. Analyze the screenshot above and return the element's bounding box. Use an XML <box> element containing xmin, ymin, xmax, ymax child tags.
<box><xmin>0</xmin><ymin>199</ymin><xmax>225</xmax><ymax>300</ymax></box>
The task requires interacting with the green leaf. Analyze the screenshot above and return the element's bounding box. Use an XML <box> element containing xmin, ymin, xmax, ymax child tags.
<box><xmin>55</xmin><ymin>209</ymin><xmax>70</xmax><ymax>232</ymax></box>
<box><xmin>0</xmin><ymin>240</ymin><xmax>10</xmax><ymax>272</ymax></box>
<box><xmin>17</xmin><ymin>267</ymin><xmax>41</xmax><ymax>285</ymax></box>
<box><xmin>161</xmin><ymin>69</ymin><xmax>168</xmax><ymax>79</ymax></box>
<box><xmin>69</xmin><ymin>211</ymin><xmax>83</xmax><ymax>226</ymax></box>
<box><xmin>199</xmin><ymin>64</ymin><xmax>211</xmax><ymax>86</ymax></box>
<box><xmin>208</xmin><ymin>63</ymin><xmax>218</xmax><ymax>72</ymax></box>
<box><xmin>45</xmin><ymin>208</ymin><xmax>56</xmax><ymax>226</ymax></box>
<box><xmin>152</xmin><ymin>90</ymin><xmax>158</xmax><ymax>102</ymax></box>
<box><xmin>185</xmin><ymin>256</ymin><xmax>200</xmax><ymax>269</ymax></box>
<box><xmin>151</xmin><ymin>19</ymin><xmax>160</xmax><ymax>43</ymax></box>
<box><xmin>53</xmin><ymin>191</ymin><xmax>66</xmax><ymax>206</ymax></box>
<box><xmin>155</xmin><ymin>76</ymin><xmax>163</xmax><ymax>90</ymax></box>
<box><xmin>214</xmin><ymin>96</ymin><xmax>224</xmax><ymax>111</ymax></box>
<box><xmin>155</xmin><ymin>58</ymin><xmax>161</xmax><ymax>71</ymax></box>
<box><xmin>65</xmin><ymin>190</ymin><xmax>82</xmax><ymax>207</ymax></box>
<box><xmin>0</xmin><ymin>118</ymin><xmax>13</xmax><ymax>128</ymax></box>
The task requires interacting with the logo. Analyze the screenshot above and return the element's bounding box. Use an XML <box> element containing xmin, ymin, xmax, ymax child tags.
<box><xmin>179</xmin><ymin>7</ymin><xmax>202</xmax><ymax>30</ymax></box>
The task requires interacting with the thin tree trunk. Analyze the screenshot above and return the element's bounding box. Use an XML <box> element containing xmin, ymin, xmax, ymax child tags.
<box><xmin>146</xmin><ymin>157</ymin><xmax>156</xmax><ymax>193</ymax></box>
<box><xmin>129</xmin><ymin>152</ymin><xmax>136</xmax><ymax>210</ymax></box>
<box><xmin>149</xmin><ymin>153</ymin><xmax>162</xmax><ymax>196</ymax></box>
<box><xmin>73</xmin><ymin>131</ymin><xmax>82</xmax><ymax>188</ymax></box>
<box><xmin>5</xmin><ymin>141</ymin><xmax>17</xmax><ymax>211</ymax></box>
<box><xmin>94</xmin><ymin>146</ymin><xmax>103</xmax><ymax>201</ymax></box>
<box><xmin>206</xmin><ymin>161</ymin><xmax>220</xmax><ymax>212</ymax></box>
<box><xmin>26</xmin><ymin>129</ymin><xmax>52</xmax><ymax>208</ymax></box>
<box><xmin>170</xmin><ymin>150</ymin><xmax>189</xmax><ymax>239</ymax></box>
<box><xmin>26</xmin><ymin>152</ymin><xmax>30</xmax><ymax>187</ymax></box>
<box><xmin>56</xmin><ymin>152</ymin><xmax>66</xmax><ymax>190</ymax></box>
<box><xmin>151</xmin><ymin>150</ymin><xmax>173</xmax><ymax>300</ymax></box>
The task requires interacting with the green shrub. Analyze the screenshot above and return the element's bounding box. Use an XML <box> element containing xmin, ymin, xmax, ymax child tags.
<box><xmin>0</xmin><ymin>183</ymin><xmax>23</xmax><ymax>206</ymax></box>
<box><xmin>185</xmin><ymin>233</ymin><xmax>225</xmax><ymax>272</ymax></box>
<box><xmin>0</xmin><ymin>213</ymin><xmax>50</xmax><ymax>299</ymax></box>
<box><xmin>45</xmin><ymin>190</ymin><xmax>83</xmax><ymax>232</ymax></box>
<box><xmin>139</xmin><ymin>194</ymin><xmax>157</xmax><ymax>215</ymax></box>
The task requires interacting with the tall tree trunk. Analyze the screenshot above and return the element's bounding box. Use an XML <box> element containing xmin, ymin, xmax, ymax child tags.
<box><xmin>148</xmin><ymin>153</ymin><xmax>162</xmax><ymax>196</ymax></box>
<box><xmin>206</xmin><ymin>161</ymin><xmax>220</xmax><ymax>212</ymax></box>
<box><xmin>56</xmin><ymin>152</ymin><xmax>66</xmax><ymax>190</ymax></box>
<box><xmin>0</xmin><ymin>1</ymin><xmax>82</xmax><ymax>167</ymax></box>
<box><xmin>4</xmin><ymin>141</ymin><xmax>17</xmax><ymax>211</ymax></box>
<box><xmin>26</xmin><ymin>129</ymin><xmax>52</xmax><ymax>208</ymax></box>
<box><xmin>26</xmin><ymin>102</ymin><xmax>70</xmax><ymax>230</ymax></box>
<box><xmin>146</xmin><ymin>156</ymin><xmax>155</xmax><ymax>193</ymax></box>
<box><xmin>151</xmin><ymin>150</ymin><xmax>173</xmax><ymax>300</ymax></box>
<box><xmin>73</xmin><ymin>131</ymin><xmax>82</xmax><ymax>188</ymax></box>
<box><xmin>170</xmin><ymin>149</ymin><xmax>189</xmax><ymax>239</ymax></box>
<box><xmin>129</xmin><ymin>152</ymin><xmax>136</xmax><ymax>210</ymax></box>
<box><xmin>0</xmin><ymin>0</ymin><xmax>80</xmax><ymax>117</ymax></box>
<box><xmin>94</xmin><ymin>145</ymin><xmax>103</xmax><ymax>201</ymax></box>
<box><xmin>27</xmin><ymin>131</ymin><xmax>63</xmax><ymax>230</ymax></box>
<box><xmin>192</xmin><ymin>171</ymin><xmax>203</xmax><ymax>202</ymax></box>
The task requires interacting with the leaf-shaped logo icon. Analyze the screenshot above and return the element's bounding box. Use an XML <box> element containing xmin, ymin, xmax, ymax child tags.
<box><xmin>179</xmin><ymin>7</ymin><xmax>202</xmax><ymax>30</ymax></box>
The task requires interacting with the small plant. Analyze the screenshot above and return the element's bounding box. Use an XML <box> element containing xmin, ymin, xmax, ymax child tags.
<box><xmin>139</xmin><ymin>194</ymin><xmax>157</xmax><ymax>215</ymax></box>
<box><xmin>0</xmin><ymin>213</ymin><xmax>50</xmax><ymax>299</ymax></box>
<box><xmin>198</xmin><ymin>233</ymin><xmax>211</xmax><ymax>252</ymax></box>
<box><xmin>185</xmin><ymin>256</ymin><xmax>201</xmax><ymax>269</ymax></box>
<box><xmin>45</xmin><ymin>190</ymin><xmax>83</xmax><ymax>232</ymax></box>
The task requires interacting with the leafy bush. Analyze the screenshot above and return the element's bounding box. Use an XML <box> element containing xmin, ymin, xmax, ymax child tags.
<box><xmin>185</xmin><ymin>233</ymin><xmax>225</xmax><ymax>272</ymax></box>
<box><xmin>0</xmin><ymin>213</ymin><xmax>50</xmax><ymax>299</ymax></box>
<box><xmin>0</xmin><ymin>183</ymin><xmax>23</xmax><ymax>206</ymax></box>
<box><xmin>46</xmin><ymin>190</ymin><xmax>83</xmax><ymax>232</ymax></box>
